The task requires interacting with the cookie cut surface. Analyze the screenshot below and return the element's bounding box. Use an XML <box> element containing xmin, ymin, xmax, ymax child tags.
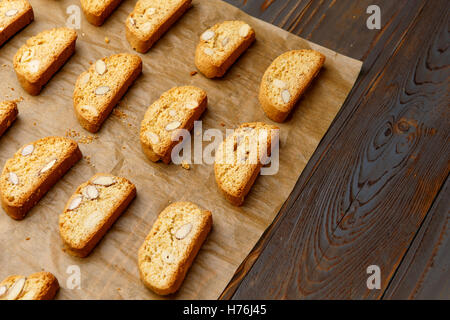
<box><xmin>0</xmin><ymin>100</ymin><xmax>18</xmax><ymax>137</ymax></box>
<box><xmin>0</xmin><ymin>0</ymin><xmax>34</xmax><ymax>47</ymax></box>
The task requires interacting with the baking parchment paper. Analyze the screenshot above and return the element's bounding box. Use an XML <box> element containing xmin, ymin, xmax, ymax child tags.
<box><xmin>0</xmin><ymin>0</ymin><xmax>362</xmax><ymax>299</ymax></box>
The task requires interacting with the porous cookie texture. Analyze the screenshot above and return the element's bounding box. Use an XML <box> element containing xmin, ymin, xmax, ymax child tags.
<box><xmin>138</xmin><ymin>201</ymin><xmax>212</xmax><ymax>295</ymax></box>
<box><xmin>195</xmin><ymin>20</ymin><xmax>255</xmax><ymax>78</ymax></box>
<box><xmin>0</xmin><ymin>0</ymin><xmax>34</xmax><ymax>47</ymax></box>
<box><xmin>140</xmin><ymin>86</ymin><xmax>207</xmax><ymax>164</ymax></box>
<box><xmin>0</xmin><ymin>100</ymin><xmax>18</xmax><ymax>137</ymax></box>
<box><xmin>0</xmin><ymin>272</ymin><xmax>59</xmax><ymax>300</ymax></box>
<box><xmin>126</xmin><ymin>0</ymin><xmax>192</xmax><ymax>53</ymax></box>
<box><xmin>80</xmin><ymin>0</ymin><xmax>123</xmax><ymax>26</ymax></box>
<box><xmin>13</xmin><ymin>27</ymin><xmax>77</xmax><ymax>95</ymax></box>
<box><xmin>259</xmin><ymin>49</ymin><xmax>325</xmax><ymax>122</ymax></box>
<box><xmin>59</xmin><ymin>173</ymin><xmax>136</xmax><ymax>257</ymax></box>
<box><xmin>214</xmin><ymin>122</ymin><xmax>279</xmax><ymax>206</ymax></box>
<box><xmin>73</xmin><ymin>53</ymin><xmax>142</xmax><ymax>133</ymax></box>
<box><xmin>0</xmin><ymin>136</ymin><xmax>82</xmax><ymax>220</ymax></box>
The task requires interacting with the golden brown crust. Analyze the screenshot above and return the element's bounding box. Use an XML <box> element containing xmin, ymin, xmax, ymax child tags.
<box><xmin>74</xmin><ymin>54</ymin><xmax>142</xmax><ymax>133</ymax></box>
<box><xmin>81</xmin><ymin>0</ymin><xmax>123</xmax><ymax>26</ymax></box>
<box><xmin>59</xmin><ymin>174</ymin><xmax>136</xmax><ymax>257</ymax></box>
<box><xmin>138</xmin><ymin>202</ymin><xmax>212</xmax><ymax>295</ymax></box>
<box><xmin>140</xmin><ymin>88</ymin><xmax>207</xmax><ymax>164</ymax></box>
<box><xmin>0</xmin><ymin>1</ymin><xmax>34</xmax><ymax>47</ymax></box>
<box><xmin>259</xmin><ymin>50</ymin><xmax>325</xmax><ymax>122</ymax></box>
<box><xmin>0</xmin><ymin>101</ymin><xmax>18</xmax><ymax>137</ymax></box>
<box><xmin>0</xmin><ymin>272</ymin><xmax>59</xmax><ymax>300</ymax></box>
<box><xmin>125</xmin><ymin>0</ymin><xmax>192</xmax><ymax>53</ymax></box>
<box><xmin>0</xmin><ymin>137</ymin><xmax>82</xmax><ymax>220</ymax></box>
<box><xmin>13</xmin><ymin>28</ymin><xmax>77</xmax><ymax>96</ymax></box>
<box><xmin>195</xmin><ymin>21</ymin><xmax>255</xmax><ymax>78</ymax></box>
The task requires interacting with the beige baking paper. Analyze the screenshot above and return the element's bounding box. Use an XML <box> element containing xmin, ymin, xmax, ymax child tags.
<box><xmin>0</xmin><ymin>0</ymin><xmax>362</xmax><ymax>299</ymax></box>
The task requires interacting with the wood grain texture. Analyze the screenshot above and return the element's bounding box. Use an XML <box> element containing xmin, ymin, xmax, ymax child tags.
<box><xmin>382</xmin><ymin>177</ymin><xmax>449</xmax><ymax>300</ymax></box>
<box><xmin>221</xmin><ymin>0</ymin><xmax>449</xmax><ymax>299</ymax></box>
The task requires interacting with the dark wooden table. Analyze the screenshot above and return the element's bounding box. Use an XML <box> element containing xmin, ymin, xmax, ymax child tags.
<box><xmin>220</xmin><ymin>0</ymin><xmax>449</xmax><ymax>300</ymax></box>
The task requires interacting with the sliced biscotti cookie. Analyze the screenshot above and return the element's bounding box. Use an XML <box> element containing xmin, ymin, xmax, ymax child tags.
<box><xmin>0</xmin><ymin>101</ymin><xmax>18</xmax><ymax>137</ymax></box>
<box><xmin>259</xmin><ymin>49</ymin><xmax>325</xmax><ymax>122</ymax></box>
<box><xmin>80</xmin><ymin>0</ymin><xmax>123</xmax><ymax>26</ymax></box>
<box><xmin>59</xmin><ymin>173</ymin><xmax>136</xmax><ymax>257</ymax></box>
<box><xmin>214</xmin><ymin>122</ymin><xmax>279</xmax><ymax>206</ymax></box>
<box><xmin>0</xmin><ymin>0</ymin><xmax>34</xmax><ymax>47</ymax></box>
<box><xmin>0</xmin><ymin>272</ymin><xmax>59</xmax><ymax>300</ymax></box>
<box><xmin>74</xmin><ymin>53</ymin><xmax>142</xmax><ymax>133</ymax></box>
<box><xmin>195</xmin><ymin>20</ymin><xmax>255</xmax><ymax>78</ymax></box>
<box><xmin>126</xmin><ymin>0</ymin><xmax>192</xmax><ymax>53</ymax></box>
<box><xmin>0</xmin><ymin>136</ymin><xmax>82</xmax><ymax>220</ymax></box>
<box><xmin>13</xmin><ymin>27</ymin><xmax>77</xmax><ymax>95</ymax></box>
<box><xmin>138</xmin><ymin>201</ymin><xmax>212</xmax><ymax>295</ymax></box>
<box><xmin>140</xmin><ymin>86</ymin><xmax>207</xmax><ymax>164</ymax></box>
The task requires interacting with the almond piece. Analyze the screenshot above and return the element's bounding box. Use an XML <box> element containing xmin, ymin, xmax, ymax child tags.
<box><xmin>5</xmin><ymin>9</ymin><xmax>18</xmax><ymax>17</ymax></box>
<box><xmin>165</xmin><ymin>121</ymin><xmax>181</xmax><ymax>131</ymax></box>
<box><xmin>201</xmin><ymin>30</ymin><xmax>215</xmax><ymax>41</ymax></box>
<box><xmin>79</xmin><ymin>73</ymin><xmax>90</xmax><ymax>85</ymax></box>
<box><xmin>83</xmin><ymin>185</ymin><xmax>99</xmax><ymax>200</ymax></box>
<box><xmin>221</xmin><ymin>37</ymin><xmax>229</xmax><ymax>46</ymax></box>
<box><xmin>79</xmin><ymin>105</ymin><xmax>99</xmax><ymax>117</ymax></box>
<box><xmin>95</xmin><ymin>60</ymin><xmax>107</xmax><ymax>75</ymax></box>
<box><xmin>21</xmin><ymin>145</ymin><xmax>34</xmax><ymax>156</ymax></box>
<box><xmin>239</xmin><ymin>24</ymin><xmax>251</xmax><ymax>37</ymax></box>
<box><xmin>8</xmin><ymin>172</ymin><xmax>19</xmax><ymax>185</ymax></box>
<box><xmin>4</xmin><ymin>277</ymin><xmax>26</xmax><ymax>300</ymax></box>
<box><xmin>68</xmin><ymin>196</ymin><xmax>82</xmax><ymax>210</ymax></box>
<box><xmin>281</xmin><ymin>90</ymin><xmax>291</xmax><ymax>103</ymax></box>
<box><xmin>169</xmin><ymin>109</ymin><xmax>176</xmax><ymax>117</ymax></box>
<box><xmin>184</xmin><ymin>101</ymin><xmax>198</xmax><ymax>109</ymax></box>
<box><xmin>145</xmin><ymin>7</ymin><xmax>156</xmax><ymax>15</ymax></box>
<box><xmin>40</xmin><ymin>159</ymin><xmax>57</xmax><ymax>174</ymax></box>
<box><xmin>21</xmin><ymin>48</ymin><xmax>33</xmax><ymax>63</ymax></box>
<box><xmin>145</xmin><ymin>131</ymin><xmax>160</xmax><ymax>145</ymax></box>
<box><xmin>175</xmin><ymin>223</ymin><xmax>192</xmax><ymax>240</ymax></box>
<box><xmin>0</xmin><ymin>285</ymin><xmax>6</xmax><ymax>297</ymax></box>
<box><xmin>273</xmin><ymin>79</ymin><xmax>287</xmax><ymax>89</ymax></box>
<box><xmin>129</xmin><ymin>17</ymin><xmax>136</xmax><ymax>26</ymax></box>
<box><xmin>203</xmin><ymin>48</ymin><xmax>214</xmax><ymax>56</ymax></box>
<box><xmin>28</xmin><ymin>60</ymin><xmax>40</xmax><ymax>73</ymax></box>
<box><xmin>95</xmin><ymin>86</ymin><xmax>110</xmax><ymax>95</ymax></box>
<box><xmin>92</xmin><ymin>176</ymin><xmax>115</xmax><ymax>186</ymax></box>
<box><xmin>141</xmin><ymin>22</ymin><xmax>151</xmax><ymax>32</ymax></box>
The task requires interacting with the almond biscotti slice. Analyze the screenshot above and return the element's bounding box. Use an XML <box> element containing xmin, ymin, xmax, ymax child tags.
<box><xmin>13</xmin><ymin>27</ymin><xmax>77</xmax><ymax>95</ymax></box>
<box><xmin>138</xmin><ymin>201</ymin><xmax>212</xmax><ymax>295</ymax></box>
<box><xmin>0</xmin><ymin>0</ymin><xmax>34</xmax><ymax>47</ymax></box>
<box><xmin>126</xmin><ymin>0</ymin><xmax>192</xmax><ymax>53</ymax></box>
<box><xmin>0</xmin><ymin>272</ymin><xmax>59</xmax><ymax>300</ymax></box>
<box><xmin>140</xmin><ymin>86</ymin><xmax>207</xmax><ymax>164</ymax></box>
<box><xmin>59</xmin><ymin>173</ymin><xmax>136</xmax><ymax>257</ymax></box>
<box><xmin>195</xmin><ymin>20</ymin><xmax>255</xmax><ymax>78</ymax></box>
<box><xmin>80</xmin><ymin>0</ymin><xmax>123</xmax><ymax>26</ymax></box>
<box><xmin>0</xmin><ymin>100</ymin><xmax>18</xmax><ymax>137</ymax></box>
<box><xmin>74</xmin><ymin>53</ymin><xmax>142</xmax><ymax>133</ymax></box>
<box><xmin>259</xmin><ymin>49</ymin><xmax>325</xmax><ymax>122</ymax></box>
<box><xmin>214</xmin><ymin>122</ymin><xmax>279</xmax><ymax>206</ymax></box>
<box><xmin>0</xmin><ymin>136</ymin><xmax>82</xmax><ymax>220</ymax></box>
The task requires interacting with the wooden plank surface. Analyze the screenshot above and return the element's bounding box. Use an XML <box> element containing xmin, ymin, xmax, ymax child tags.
<box><xmin>221</xmin><ymin>0</ymin><xmax>450</xmax><ymax>299</ymax></box>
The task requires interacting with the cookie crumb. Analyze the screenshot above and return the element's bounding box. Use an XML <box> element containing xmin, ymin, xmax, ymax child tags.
<box><xmin>220</xmin><ymin>122</ymin><xmax>225</xmax><ymax>127</ymax></box>
<box><xmin>105</xmin><ymin>37</ymin><xmax>110</xmax><ymax>44</ymax></box>
<box><xmin>190</xmin><ymin>71</ymin><xmax>197</xmax><ymax>76</ymax></box>
<box><xmin>25</xmin><ymin>237</ymin><xmax>30</xmax><ymax>241</ymax></box>
<box><xmin>181</xmin><ymin>161</ymin><xmax>190</xmax><ymax>170</ymax></box>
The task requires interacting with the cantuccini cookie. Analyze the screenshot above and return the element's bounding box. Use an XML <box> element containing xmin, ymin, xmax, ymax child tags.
<box><xmin>59</xmin><ymin>173</ymin><xmax>136</xmax><ymax>257</ymax></box>
<box><xmin>13</xmin><ymin>27</ymin><xmax>77</xmax><ymax>95</ymax></box>
<box><xmin>138</xmin><ymin>201</ymin><xmax>212</xmax><ymax>295</ymax></box>
<box><xmin>195</xmin><ymin>20</ymin><xmax>255</xmax><ymax>78</ymax></box>
<box><xmin>0</xmin><ymin>136</ymin><xmax>82</xmax><ymax>220</ymax></box>
<box><xmin>140</xmin><ymin>86</ymin><xmax>207</xmax><ymax>164</ymax></box>
<box><xmin>0</xmin><ymin>0</ymin><xmax>34</xmax><ymax>47</ymax></box>
<box><xmin>259</xmin><ymin>49</ymin><xmax>325</xmax><ymax>122</ymax></box>
<box><xmin>80</xmin><ymin>0</ymin><xmax>123</xmax><ymax>26</ymax></box>
<box><xmin>0</xmin><ymin>100</ymin><xmax>18</xmax><ymax>137</ymax></box>
<box><xmin>73</xmin><ymin>53</ymin><xmax>142</xmax><ymax>133</ymax></box>
<box><xmin>0</xmin><ymin>272</ymin><xmax>59</xmax><ymax>300</ymax></box>
<box><xmin>126</xmin><ymin>0</ymin><xmax>192</xmax><ymax>53</ymax></box>
<box><xmin>214</xmin><ymin>122</ymin><xmax>279</xmax><ymax>206</ymax></box>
